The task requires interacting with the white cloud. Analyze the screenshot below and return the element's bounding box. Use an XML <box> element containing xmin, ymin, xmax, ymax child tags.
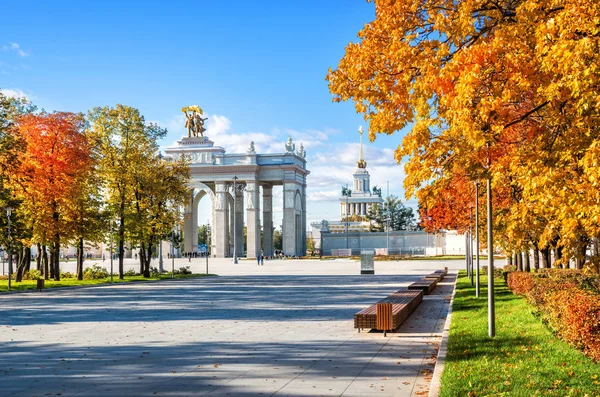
<box><xmin>205</xmin><ymin>114</ymin><xmax>232</xmax><ymax>136</ymax></box>
<box><xmin>3</xmin><ymin>42</ymin><xmax>29</xmax><ymax>57</ymax></box>
<box><xmin>0</xmin><ymin>88</ymin><xmax>28</xmax><ymax>99</ymax></box>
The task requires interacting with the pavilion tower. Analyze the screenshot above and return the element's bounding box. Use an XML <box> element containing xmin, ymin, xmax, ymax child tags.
<box><xmin>339</xmin><ymin>126</ymin><xmax>384</xmax><ymax>219</ymax></box>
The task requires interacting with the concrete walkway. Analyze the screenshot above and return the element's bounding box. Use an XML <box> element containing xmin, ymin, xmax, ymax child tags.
<box><xmin>0</xmin><ymin>259</ymin><xmax>457</xmax><ymax>396</ymax></box>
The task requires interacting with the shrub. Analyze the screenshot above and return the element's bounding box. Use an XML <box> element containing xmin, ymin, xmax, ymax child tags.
<box><xmin>60</xmin><ymin>271</ymin><xmax>75</xmax><ymax>279</ymax></box>
<box><xmin>173</xmin><ymin>266</ymin><xmax>191</xmax><ymax>275</ymax></box>
<box><xmin>481</xmin><ymin>265</ymin><xmax>503</xmax><ymax>280</ymax></box>
<box><xmin>21</xmin><ymin>269</ymin><xmax>43</xmax><ymax>280</ymax></box>
<box><xmin>124</xmin><ymin>268</ymin><xmax>137</xmax><ymax>277</ymax></box>
<box><xmin>83</xmin><ymin>265</ymin><xmax>109</xmax><ymax>280</ymax></box>
<box><xmin>149</xmin><ymin>267</ymin><xmax>162</xmax><ymax>277</ymax></box>
<box><xmin>507</xmin><ymin>270</ymin><xmax>600</xmax><ymax>361</ymax></box>
<box><xmin>507</xmin><ymin>272</ymin><xmax>537</xmax><ymax>295</ymax></box>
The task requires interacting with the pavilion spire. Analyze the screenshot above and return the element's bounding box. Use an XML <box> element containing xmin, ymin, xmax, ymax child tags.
<box><xmin>357</xmin><ymin>126</ymin><xmax>367</xmax><ymax>169</ymax></box>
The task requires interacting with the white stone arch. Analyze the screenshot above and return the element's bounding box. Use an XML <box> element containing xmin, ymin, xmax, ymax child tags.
<box><xmin>184</xmin><ymin>182</ymin><xmax>216</xmax><ymax>254</ymax></box>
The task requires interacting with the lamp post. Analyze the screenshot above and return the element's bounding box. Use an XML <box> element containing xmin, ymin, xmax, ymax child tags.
<box><xmin>469</xmin><ymin>207</ymin><xmax>474</xmax><ymax>285</ymax></box>
<box><xmin>475</xmin><ymin>181</ymin><xmax>480</xmax><ymax>297</ymax></box>
<box><xmin>171</xmin><ymin>227</ymin><xmax>175</xmax><ymax>279</ymax></box>
<box><xmin>485</xmin><ymin>142</ymin><xmax>496</xmax><ymax>338</ymax></box>
<box><xmin>487</xmin><ymin>176</ymin><xmax>495</xmax><ymax>337</ymax></box>
<box><xmin>342</xmin><ymin>184</ymin><xmax>351</xmax><ymax>250</ymax></box>
<box><xmin>6</xmin><ymin>207</ymin><xmax>12</xmax><ymax>291</ymax></box>
<box><xmin>386</xmin><ymin>181</ymin><xmax>390</xmax><ymax>255</ymax></box>
<box><xmin>206</xmin><ymin>222</ymin><xmax>211</xmax><ymax>275</ymax></box>
<box><xmin>110</xmin><ymin>220</ymin><xmax>114</xmax><ymax>283</ymax></box>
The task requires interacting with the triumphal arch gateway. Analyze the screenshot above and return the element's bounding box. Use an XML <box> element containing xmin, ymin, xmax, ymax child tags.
<box><xmin>164</xmin><ymin>115</ymin><xmax>309</xmax><ymax>258</ymax></box>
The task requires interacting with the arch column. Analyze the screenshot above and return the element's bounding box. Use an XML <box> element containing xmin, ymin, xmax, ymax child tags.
<box><xmin>214</xmin><ymin>182</ymin><xmax>229</xmax><ymax>258</ymax></box>
<box><xmin>246</xmin><ymin>180</ymin><xmax>261</xmax><ymax>258</ymax></box>
<box><xmin>283</xmin><ymin>182</ymin><xmax>298</xmax><ymax>255</ymax></box>
<box><xmin>183</xmin><ymin>189</ymin><xmax>195</xmax><ymax>254</ymax></box>
<box><xmin>262</xmin><ymin>185</ymin><xmax>274</xmax><ymax>256</ymax></box>
<box><xmin>235</xmin><ymin>188</ymin><xmax>245</xmax><ymax>257</ymax></box>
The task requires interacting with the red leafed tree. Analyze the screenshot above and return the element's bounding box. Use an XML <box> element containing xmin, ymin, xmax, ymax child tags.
<box><xmin>11</xmin><ymin>112</ymin><xmax>91</xmax><ymax>280</ymax></box>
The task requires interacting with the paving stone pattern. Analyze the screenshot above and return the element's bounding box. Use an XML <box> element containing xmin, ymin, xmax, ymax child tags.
<box><xmin>0</xmin><ymin>260</ymin><xmax>456</xmax><ymax>396</ymax></box>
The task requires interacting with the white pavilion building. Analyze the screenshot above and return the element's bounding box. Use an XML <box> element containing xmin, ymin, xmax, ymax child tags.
<box><xmin>339</xmin><ymin>127</ymin><xmax>383</xmax><ymax>218</ymax></box>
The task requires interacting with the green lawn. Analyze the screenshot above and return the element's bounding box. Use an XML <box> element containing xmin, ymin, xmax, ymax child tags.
<box><xmin>441</xmin><ymin>271</ymin><xmax>600</xmax><ymax>396</ymax></box>
<box><xmin>0</xmin><ymin>273</ymin><xmax>216</xmax><ymax>293</ymax></box>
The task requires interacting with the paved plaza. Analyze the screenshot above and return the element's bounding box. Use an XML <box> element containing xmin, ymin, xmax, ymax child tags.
<box><xmin>0</xmin><ymin>259</ymin><xmax>464</xmax><ymax>396</ymax></box>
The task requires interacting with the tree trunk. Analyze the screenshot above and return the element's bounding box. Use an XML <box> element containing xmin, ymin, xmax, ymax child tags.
<box><xmin>139</xmin><ymin>247</ymin><xmax>145</xmax><ymax>275</ymax></box>
<box><xmin>576</xmin><ymin>242</ymin><xmax>587</xmax><ymax>269</ymax></box>
<box><xmin>53</xmin><ymin>240</ymin><xmax>60</xmax><ymax>281</ymax></box>
<box><xmin>119</xmin><ymin>211</ymin><xmax>125</xmax><ymax>280</ymax></box>
<box><xmin>36</xmin><ymin>243</ymin><xmax>42</xmax><ymax>271</ymax></box>
<box><xmin>144</xmin><ymin>242</ymin><xmax>153</xmax><ymax>278</ymax></box>
<box><xmin>49</xmin><ymin>245</ymin><xmax>55</xmax><ymax>279</ymax></box>
<box><xmin>556</xmin><ymin>246</ymin><xmax>564</xmax><ymax>268</ymax></box>
<box><xmin>541</xmin><ymin>246</ymin><xmax>550</xmax><ymax>268</ymax></box>
<box><xmin>77</xmin><ymin>237</ymin><xmax>84</xmax><ymax>280</ymax></box>
<box><xmin>533</xmin><ymin>244</ymin><xmax>540</xmax><ymax>270</ymax></box>
<box><xmin>15</xmin><ymin>246</ymin><xmax>30</xmax><ymax>282</ymax></box>
<box><xmin>516</xmin><ymin>251</ymin><xmax>522</xmax><ymax>271</ymax></box>
<box><xmin>42</xmin><ymin>245</ymin><xmax>49</xmax><ymax>280</ymax></box>
<box><xmin>524</xmin><ymin>248</ymin><xmax>530</xmax><ymax>272</ymax></box>
<box><xmin>507</xmin><ymin>253</ymin><xmax>513</xmax><ymax>266</ymax></box>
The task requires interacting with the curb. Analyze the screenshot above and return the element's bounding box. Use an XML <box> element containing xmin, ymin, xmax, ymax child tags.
<box><xmin>428</xmin><ymin>272</ymin><xmax>458</xmax><ymax>397</ymax></box>
<box><xmin>0</xmin><ymin>274</ymin><xmax>217</xmax><ymax>296</ymax></box>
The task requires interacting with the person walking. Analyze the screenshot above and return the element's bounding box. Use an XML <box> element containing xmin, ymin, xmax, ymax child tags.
<box><xmin>257</xmin><ymin>254</ymin><xmax>261</xmax><ymax>266</ymax></box>
<box><xmin>260</xmin><ymin>250</ymin><xmax>264</xmax><ymax>266</ymax></box>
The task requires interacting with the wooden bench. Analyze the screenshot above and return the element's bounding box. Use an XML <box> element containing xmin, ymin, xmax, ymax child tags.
<box><xmin>354</xmin><ymin>290</ymin><xmax>423</xmax><ymax>335</ymax></box>
<box><xmin>425</xmin><ymin>272</ymin><xmax>444</xmax><ymax>281</ymax></box>
<box><xmin>408</xmin><ymin>277</ymin><xmax>438</xmax><ymax>295</ymax></box>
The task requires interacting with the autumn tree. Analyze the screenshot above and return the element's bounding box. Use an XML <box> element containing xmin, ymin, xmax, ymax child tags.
<box><xmin>8</xmin><ymin>112</ymin><xmax>92</xmax><ymax>281</ymax></box>
<box><xmin>87</xmin><ymin>105</ymin><xmax>168</xmax><ymax>279</ymax></box>
<box><xmin>0</xmin><ymin>91</ymin><xmax>36</xmax><ymax>280</ymax></box>
<box><xmin>328</xmin><ymin>0</ymin><xmax>600</xmax><ymax>269</ymax></box>
<box><xmin>130</xmin><ymin>154</ymin><xmax>188</xmax><ymax>277</ymax></box>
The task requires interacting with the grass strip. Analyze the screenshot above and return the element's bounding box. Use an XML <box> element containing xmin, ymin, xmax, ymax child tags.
<box><xmin>0</xmin><ymin>273</ymin><xmax>216</xmax><ymax>293</ymax></box>
<box><xmin>441</xmin><ymin>271</ymin><xmax>600</xmax><ymax>396</ymax></box>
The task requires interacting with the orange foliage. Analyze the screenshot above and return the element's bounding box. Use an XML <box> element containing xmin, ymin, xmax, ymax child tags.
<box><xmin>10</xmin><ymin>112</ymin><xmax>91</xmax><ymax>243</ymax></box>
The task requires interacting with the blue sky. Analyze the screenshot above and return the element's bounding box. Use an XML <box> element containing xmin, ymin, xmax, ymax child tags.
<box><xmin>1</xmin><ymin>0</ymin><xmax>413</xmax><ymax>228</ymax></box>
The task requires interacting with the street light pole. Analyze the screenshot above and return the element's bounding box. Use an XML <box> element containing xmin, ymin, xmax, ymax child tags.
<box><xmin>469</xmin><ymin>208</ymin><xmax>474</xmax><ymax>285</ymax></box>
<box><xmin>233</xmin><ymin>175</ymin><xmax>238</xmax><ymax>264</ymax></box>
<box><xmin>206</xmin><ymin>222</ymin><xmax>210</xmax><ymax>275</ymax></box>
<box><xmin>487</xmin><ymin>176</ymin><xmax>495</xmax><ymax>337</ymax></box>
<box><xmin>386</xmin><ymin>181</ymin><xmax>390</xmax><ymax>255</ymax></box>
<box><xmin>110</xmin><ymin>220</ymin><xmax>114</xmax><ymax>283</ymax></box>
<box><xmin>6</xmin><ymin>207</ymin><xmax>12</xmax><ymax>292</ymax></box>
<box><xmin>345</xmin><ymin>184</ymin><xmax>349</xmax><ymax>250</ymax></box>
<box><xmin>475</xmin><ymin>181</ymin><xmax>480</xmax><ymax>297</ymax></box>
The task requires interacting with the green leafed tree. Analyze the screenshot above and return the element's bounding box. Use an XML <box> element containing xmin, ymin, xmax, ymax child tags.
<box><xmin>87</xmin><ymin>105</ymin><xmax>167</xmax><ymax>279</ymax></box>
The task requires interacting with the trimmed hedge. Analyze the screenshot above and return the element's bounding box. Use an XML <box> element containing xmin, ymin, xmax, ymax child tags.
<box><xmin>507</xmin><ymin>270</ymin><xmax>600</xmax><ymax>361</ymax></box>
